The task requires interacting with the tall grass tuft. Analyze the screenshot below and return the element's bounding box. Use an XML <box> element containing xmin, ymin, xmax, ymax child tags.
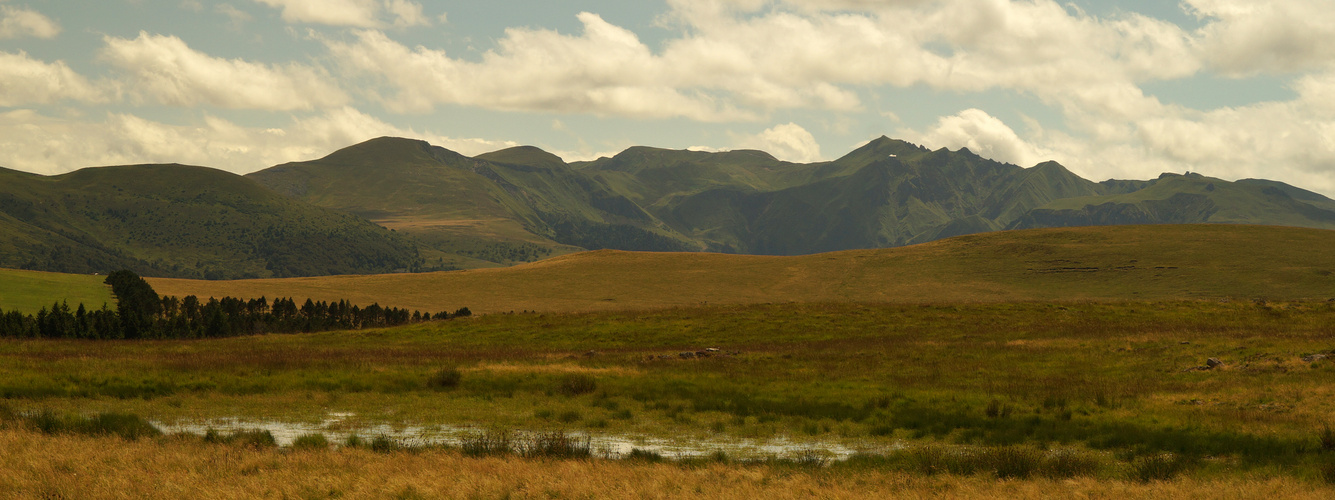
<box><xmin>1320</xmin><ymin>425</ymin><xmax>1335</xmax><ymax>452</ymax></box>
<box><xmin>625</xmin><ymin>448</ymin><xmax>663</xmax><ymax>463</ymax></box>
<box><xmin>83</xmin><ymin>413</ymin><xmax>161</xmax><ymax>441</ymax></box>
<box><xmin>1321</xmin><ymin>459</ymin><xmax>1335</xmax><ymax>484</ymax></box>
<box><xmin>460</xmin><ymin>430</ymin><xmax>512</xmax><ymax>457</ymax></box>
<box><xmin>291</xmin><ymin>433</ymin><xmax>330</xmax><ymax>450</ymax></box>
<box><xmin>426</xmin><ymin>367</ymin><xmax>462</xmax><ymax>391</ymax></box>
<box><xmin>344</xmin><ymin>434</ymin><xmax>364</xmax><ymax>448</ymax></box>
<box><xmin>369</xmin><ymin>435</ymin><xmax>400</xmax><ymax>453</ymax></box>
<box><xmin>515</xmin><ymin>430</ymin><xmax>591</xmax><ymax>459</ymax></box>
<box><xmin>24</xmin><ymin>411</ymin><xmax>161</xmax><ymax>441</ymax></box>
<box><xmin>229</xmin><ymin>430</ymin><xmax>278</xmax><ymax>449</ymax></box>
<box><xmin>1131</xmin><ymin>453</ymin><xmax>1188</xmax><ymax>482</ymax></box>
<box><xmin>1040</xmin><ymin>449</ymin><xmax>1103</xmax><ymax>478</ymax></box>
<box><xmin>986</xmin><ymin>446</ymin><xmax>1041</xmax><ymax>479</ymax></box>
<box><xmin>558</xmin><ymin>374</ymin><xmax>596</xmax><ymax>396</ymax></box>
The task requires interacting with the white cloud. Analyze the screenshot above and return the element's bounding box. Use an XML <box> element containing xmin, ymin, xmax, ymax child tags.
<box><xmin>384</xmin><ymin>0</ymin><xmax>428</xmax><ymax>28</ymax></box>
<box><xmin>0</xmin><ymin>5</ymin><xmax>60</xmax><ymax>39</ymax></box>
<box><xmin>0</xmin><ymin>51</ymin><xmax>107</xmax><ymax>106</ymax></box>
<box><xmin>252</xmin><ymin>0</ymin><xmax>429</xmax><ymax>28</ymax></box>
<box><xmin>0</xmin><ymin>107</ymin><xmax>517</xmax><ymax>175</ymax></box>
<box><xmin>904</xmin><ymin>109</ymin><xmax>1049</xmax><ymax>167</ymax></box>
<box><xmin>735</xmin><ymin>122</ymin><xmax>823</xmax><ymax>162</ymax></box>
<box><xmin>1187</xmin><ymin>0</ymin><xmax>1335</xmax><ymax>75</ymax></box>
<box><xmin>321</xmin><ymin>19</ymin><xmax>759</xmax><ymax>121</ymax></box>
<box><xmin>316</xmin><ymin>1</ymin><xmax>1206</xmax><ymax>123</ymax></box>
<box><xmin>100</xmin><ymin>32</ymin><xmax>348</xmax><ymax>111</ymax></box>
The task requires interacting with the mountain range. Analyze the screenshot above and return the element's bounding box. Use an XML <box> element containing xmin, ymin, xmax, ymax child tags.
<box><xmin>3</xmin><ymin>136</ymin><xmax>1334</xmax><ymax>278</ymax></box>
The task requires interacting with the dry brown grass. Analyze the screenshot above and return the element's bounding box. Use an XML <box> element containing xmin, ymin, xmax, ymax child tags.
<box><xmin>143</xmin><ymin>225</ymin><xmax>1335</xmax><ymax>315</ymax></box>
<box><xmin>2</xmin><ymin>428</ymin><xmax>1331</xmax><ymax>499</ymax></box>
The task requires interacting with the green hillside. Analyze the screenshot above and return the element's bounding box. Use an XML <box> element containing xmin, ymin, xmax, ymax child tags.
<box><xmin>0</xmin><ymin>164</ymin><xmax>420</xmax><ymax>279</ymax></box>
<box><xmin>0</xmin><ymin>268</ymin><xmax>113</xmax><ymax>314</ymax></box>
<box><xmin>1018</xmin><ymin>172</ymin><xmax>1335</xmax><ymax>229</ymax></box>
<box><xmin>246</xmin><ymin>135</ymin><xmax>1335</xmax><ymax>261</ymax></box>
<box><xmin>248</xmin><ymin>138</ymin><xmax>697</xmax><ymax>269</ymax></box>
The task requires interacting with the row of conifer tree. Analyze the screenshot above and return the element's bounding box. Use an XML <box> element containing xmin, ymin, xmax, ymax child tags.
<box><xmin>0</xmin><ymin>270</ymin><xmax>468</xmax><ymax>340</ymax></box>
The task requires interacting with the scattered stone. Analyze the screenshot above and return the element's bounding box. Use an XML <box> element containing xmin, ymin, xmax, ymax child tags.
<box><xmin>1205</xmin><ymin>358</ymin><xmax>1224</xmax><ymax>369</ymax></box>
<box><xmin>1179</xmin><ymin>341</ymin><xmax>1191</xmax><ymax>345</ymax></box>
<box><xmin>1302</xmin><ymin>353</ymin><xmax>1329</xmax><ymax>363</ymax></box>
<box><xmin>583</xmin><ymin>350</ymin><xmax>597</xmax><ymax>357</ymax></box>
<box><xmin>695</xmin><ymin>351</ymin><xmax>711</xmax><ymax>358</ymax></box>
<box><xmin>705</xmin><ymin>348</ymin><xmax>720</xmax><ymax>353</ymax></box>
<box><xmin>679</xmin><ymin>352</ymin><xmax>696</xmax><ymax>359</ymax></box>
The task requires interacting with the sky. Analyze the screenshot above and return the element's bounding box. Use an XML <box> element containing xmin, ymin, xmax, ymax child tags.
<box><xmin>2</xmin><ymin>0</ymin><xmax>1335</xmax><ymax>194</ymax></box>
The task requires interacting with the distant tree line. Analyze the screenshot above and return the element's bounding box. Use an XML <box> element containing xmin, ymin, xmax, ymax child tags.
<box><xmin>0</xmin><ymin>270</ymin><xmax>469</xmax><ymax>340</ymax></box>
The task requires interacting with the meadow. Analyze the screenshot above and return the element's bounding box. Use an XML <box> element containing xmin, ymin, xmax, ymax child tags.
<box><xmin>0</xmin><ymin>268</ymin><xmax>113</xmax><ymax>314</ymax></box>
<box><xmin>141</xmin><ymin>224</ymin><xmax>1335</xmax><ymax>315</ymax></box>
<box><xmin>4</xmin><ymin>224</ymin><xmax>1335</xmax><ymax>497</ymax></box>
<box><xmin>3</xmin><ymin>300</ymin><xmax>1335</xmax><ymax>497</ymax></box>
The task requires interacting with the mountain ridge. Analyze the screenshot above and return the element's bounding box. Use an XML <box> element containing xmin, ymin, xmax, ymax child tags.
<box><xmin>4</xmin><ymin>135</ymin><xmax>1335</xmax><ymax>278</ymax></box>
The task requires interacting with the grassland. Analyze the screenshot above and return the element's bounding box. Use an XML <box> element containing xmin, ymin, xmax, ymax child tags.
<box><xmin>4</xmin><ymin>428</ymin><xmax>1332</xmax><ymax>499</ymax></box>
<box><xmin>144</xmin><ymin>224</ymin><xmax>1335</xmax><ymax>314</ymax></box>
<box><xmin>3</xmin><ymin>300</ymin><xmax>1335</xmax><ymax>496</ymax></box>
<box><xmin>0</xmin><ymin>268</ymin><xmax>113</xmax><ymax>314</ymax></box>
<box><xmin>6</xmin><ymin>224</ymin><xmax>1335</xmax><ymax>496</ymax></box>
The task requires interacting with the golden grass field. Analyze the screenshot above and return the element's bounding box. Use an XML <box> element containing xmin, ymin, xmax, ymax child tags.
<box><xmin>141</xmin><ymin>224</ymin><xmax>1335</xmax><ymax>314</ymax></box>
<box><xmin>3</xmin><ymin>428</ymin><xmax>1331</xmax><ymax>500</ymax></box>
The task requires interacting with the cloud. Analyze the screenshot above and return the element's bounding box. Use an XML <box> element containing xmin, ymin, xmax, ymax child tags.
<box><xmin>1187</xmin><ymin>0</ymin><xmax>1335</xmax><ymax>75</ymax></box>
<box><xmin>0</xmin><ymin>107</ymin><xmax>517</xmax><ymax>175</ymax></box>
<box><xmin>317</xmin><ymin>1</ymin><xmax>1207</xmax><ymax>123</ymax></box>
<box><xmin>0</xmin><ymin>51</ymin><xmax>108</xmax><ymax>106</ymax></box>
<box><xmin>903</xmin><ymin>109</ymin><xmax>1049</xmax><ymax>167</ymax></box>
<box><xmin>215</xmin><ymin>4</ymin><xmax>254</xmax><ymax>29</ymax></box>
<box><xmin>0</xmin><ymin>5</ymin><xmax>60</xmax><ymax>39</ymax></box>
<box><xmin>321</xmin><ymin>19</ymin><xmax>758</xmax><ymax>121</ymax></box>
<box><xmin>735</xmin><ymin>122</ymin><xmax>823</xmax><ymax>162</ymax></box>
<box><xmin>252</xmin><ymin>0</ymin><xmax>429</xmax><ymax>28</ymax></box>
<box><xmin>100</xmin><ymin>32</ymin><xmax>348</xmax><ymax>111</ymax></box>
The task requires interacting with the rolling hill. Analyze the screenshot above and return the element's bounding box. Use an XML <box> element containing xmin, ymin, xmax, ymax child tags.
<box><xmin>250</xmin><ymin>136</ymin><xmax>1335</xmax><ymax>260</ymax></box>
<box><xmin>0</xmin><ymin>164</ymin><xmax>421</xmax><ymax>279</ymax></box>
<box><xmin>140</xmin><ymin>225</ymin><xmax>1335</xmax><ymax>315</ymax></box>
<box><xmin>247</xmin><ymin>137</ymin><xmax>695</xmax><ymax>269</ymax></box>
<box><xmin>5</xmin><ymin>135</ymin><xmax>1335</xmax><ymax>280</ymax></box>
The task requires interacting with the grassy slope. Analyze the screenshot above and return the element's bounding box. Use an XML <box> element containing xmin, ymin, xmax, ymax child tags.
<box><xmin>0</xmin><ymin>268</ymin><xmax>114</xmax><ymax>314</ymax></box>
<box><xmin>0</xmin><ymin>164</ymin><xmax>420</xmax><ymax>279</ymax></box>
<box><xmin>1031</xmin><ymin>174</ymin><xmax>1335</xmax><ymax>228</ymax></box>
<box><xmin>142</xmin><ymin>225</ymin><xmax>1335</xmax><ymax>314</ymax></box>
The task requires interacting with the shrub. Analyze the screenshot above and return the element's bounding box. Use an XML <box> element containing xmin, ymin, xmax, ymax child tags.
<box><xmin>1321</xmin><ymin>425</ymin><xmax>1335</xmax><ymax>452</ymax></box>
<box><xmin>291</xmin><ymin>433</ymin><xmax>330</xmax><ymax>450</ymax></box>
<box><xmin>558</xmin><ymin>374</ymin><xmax>596</xmax><ymax>396</ymax></box>
<box><xmin>427</xmin><ymin>367</ymin><xmax>462</xmax><ymax>391</ymax></box>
